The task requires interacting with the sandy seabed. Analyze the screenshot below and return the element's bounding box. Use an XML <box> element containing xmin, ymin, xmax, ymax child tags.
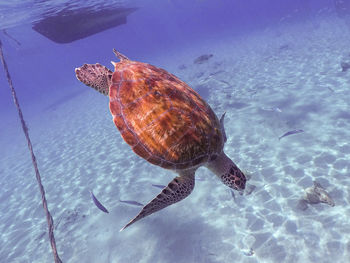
<box><xmin>1</xmin><ymin>14</ymin><xmax>350</xmax><ymax>263</ymax></box>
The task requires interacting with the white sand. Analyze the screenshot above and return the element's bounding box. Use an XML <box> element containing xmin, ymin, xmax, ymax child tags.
<box><xmin>1</xmin><ymin>14</ymin><xmax>350</xmax><ymax>263</ymax></box>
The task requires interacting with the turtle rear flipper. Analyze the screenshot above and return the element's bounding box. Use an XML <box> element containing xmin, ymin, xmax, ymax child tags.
<box><xmin>120</xmin><ymin>172</ymin><xmax>195</xmax><ymax>231</ymax></box>
<box><xmin>75</xmin><ymin>63</ymin><xmax>112</xmax><ymax>96</ymax></box>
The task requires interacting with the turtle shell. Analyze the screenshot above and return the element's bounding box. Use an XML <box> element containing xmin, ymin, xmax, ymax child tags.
<box><xmin>109</xmin><ymin>59</ymin><xmax>223</xmax><ymax>170</ymax></box>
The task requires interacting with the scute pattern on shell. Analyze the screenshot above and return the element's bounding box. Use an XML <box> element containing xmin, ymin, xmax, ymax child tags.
<box><xmin>109</xmin><ymin>60</ymin><xmax>223</xmax><ymax>170</ymax></box>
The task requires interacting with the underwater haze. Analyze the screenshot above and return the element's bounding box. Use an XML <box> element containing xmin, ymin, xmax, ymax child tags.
<box><xmin>1</xmin><ymin>0</ymin><xmax>350</xmax><ymax>262</ymax></box>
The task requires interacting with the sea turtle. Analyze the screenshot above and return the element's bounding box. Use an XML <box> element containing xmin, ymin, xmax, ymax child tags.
<box><xmin>75</xmin><ymin>49</ymin><xmax>246</xmax><ymax>230</ymax></box>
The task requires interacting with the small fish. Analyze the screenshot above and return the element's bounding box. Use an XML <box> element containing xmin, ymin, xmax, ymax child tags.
<box><xmin>327</xmin><ymin>86</ymin><xmax>335</xmax><ymax>92</ymax></box>
<box><xmin>151</xmin><ymin>184</ymin><xmax>166</xmax><ymax>189</ymax></box>
<box><xmin>90</xmin><ymin>190</ymin><xmax>109</xmax><ymax>213</ymax></box>
<box><xmin>279</xmin><ymin>129</ymin><xmax>304</xmax><ymax>140</ymax></box>
<box><xmin>230</xmin><ymin>189</ymin><xmax>236</xmax><ymax>202</ymax></box>
<box><xmin>194</xmin><ymin>54</ymin><xmax>213</xmax><ymax>64</ymax></box>
<box><xmin>261</xmin><ymin>107</ymin><xmax>282</xmax><ymax>113</ymax></box>
<box><xmin>119</xmin><ymin>199</ymin><xmax>144</xmax><ymax>207</ymax></box>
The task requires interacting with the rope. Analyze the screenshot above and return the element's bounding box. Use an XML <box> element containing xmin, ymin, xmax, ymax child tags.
<box><xmin>0</xmin><ymin>39</ymin><xmax>62</xmax><ymax>263</ymax></box>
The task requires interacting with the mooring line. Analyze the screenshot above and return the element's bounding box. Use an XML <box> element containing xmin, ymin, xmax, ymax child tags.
<box><xmin>0</xmin><ymin>39</ymin><xmax>62</xmax><ymax>263</ymax></box>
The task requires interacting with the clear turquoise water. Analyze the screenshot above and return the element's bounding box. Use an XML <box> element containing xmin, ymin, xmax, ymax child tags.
<box><xmin>1</xmin><ymin>1</ymin><xmax>350</xmax><ymax>262</ymax></box>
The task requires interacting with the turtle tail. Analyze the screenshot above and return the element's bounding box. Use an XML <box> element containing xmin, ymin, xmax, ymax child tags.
<box><xmin>75</xmin><ymin>63</ymin><xmax>112</xmax><ymax>96</ymax></box>
<box><xmin>113</xmin><ymin>49</ymin><xmax>130</xmax><ymax>61</ymax></box>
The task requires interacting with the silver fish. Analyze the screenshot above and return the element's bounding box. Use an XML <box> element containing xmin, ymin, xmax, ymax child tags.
<box><xmin>119</xmin><ymin>199</ymin><xmax>144</xmax><ymax>207</ymax></box>
<box><xmin>151</xmin><ymin>184</ymin><xmax>166</xmax><ymax>189</ymax></box>
<box><xmin>261</xmin><ymin>106</ymin><xmax>282</xmax><ymax>113</ymax></box>
<box><xmin>279</xmin><ymin>129</ymin><xmax>304</xmax><ymax>140</ymax></box>
<box><xmin>90</xmin><ymin>190</ymin><xmax>109</xmax><ymax>213</ymax></box>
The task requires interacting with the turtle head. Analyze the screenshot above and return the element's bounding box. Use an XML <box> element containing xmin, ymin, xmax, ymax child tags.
<box><xmin>75</xmin><ymin>63</ymin><xmax>112</xmax><ymax>96</ymax></box>
<box><xmin>207</xmin><ymin>152</ymin><xmax>246</xmax><ymax>192</ymax></box>
<box><xmin>223</xmin><ymin>165</ymin><xmax>246</xmax><ymax>191</ymax></box>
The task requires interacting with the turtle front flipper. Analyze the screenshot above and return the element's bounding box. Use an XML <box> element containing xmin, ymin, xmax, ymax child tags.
<box><xmin>75</xmin><ymin>63</ymin><xmax>112</xmax><ymax>96</ymax></box>
<box><xmin>120</xmin><ymin>172</ymin><xmax>195</xmax><ymax>231</ymax></box>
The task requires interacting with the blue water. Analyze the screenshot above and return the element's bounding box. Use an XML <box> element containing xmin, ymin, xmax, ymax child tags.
<box><xmin>0</xmin><ymin>0</ymin><xmax>330</xmax><ymax>110</ymax></box>
<box><xmin>1</xmin><ymin>0</ymin><xmax>350</xmax><ymax>262</ymax></box>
